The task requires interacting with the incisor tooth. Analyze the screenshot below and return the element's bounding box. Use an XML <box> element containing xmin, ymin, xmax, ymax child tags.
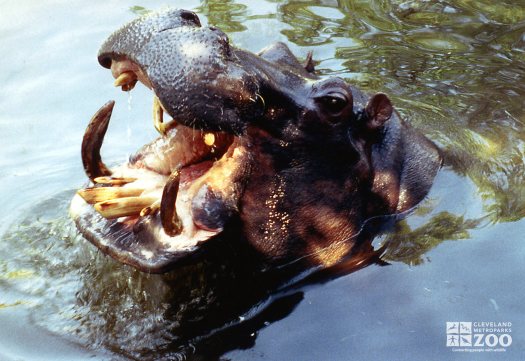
<box><xmin>77</xmin><ymin>187</ymin><xmax>144</xmax><ymax>204</ymax></box>
<box><xmin>93</xmin><ymin>176</ymin><xmax>137</xmax><ymax>185</ymax></box>
<box><xmin>114</xmin><ymin>71</ymin><xmax>138</xmax><ymax>90</ymax></box>
<box><xmin>94</xmin><ymin>196</ymin><xmax>158</xmax><ymax>219</ymax></box>
<box><xmin>140</xmin><ymin>200</ymin><xmax>161</xmax><ymax>217</ymax></box>
<box><xmin>204</xmin><ymin>133</ymin><xmax>215</xmax><ymax>146</ymax></box>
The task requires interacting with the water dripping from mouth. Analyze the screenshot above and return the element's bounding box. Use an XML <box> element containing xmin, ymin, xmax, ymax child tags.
<box><xmin>127</xmin><ymin>91</ymin><xmax>133</xmax><ymax>142</ymax></box>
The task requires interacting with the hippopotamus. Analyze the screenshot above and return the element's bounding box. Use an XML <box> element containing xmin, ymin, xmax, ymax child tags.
<box><xmin>70</xmin><ymin>8</ymin><xmax>441</xmax><ymax>274</ymax></box>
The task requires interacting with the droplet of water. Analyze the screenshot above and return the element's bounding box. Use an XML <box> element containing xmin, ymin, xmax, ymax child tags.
<box><xmin>127</xmin><ymin>91</ymin><xmax>133</xmax><ymax>110</ymax></box>
<box><xmin>127</xmin><ymin>91</ymin><xmax>133</xmax><ymax>142</ymax></box>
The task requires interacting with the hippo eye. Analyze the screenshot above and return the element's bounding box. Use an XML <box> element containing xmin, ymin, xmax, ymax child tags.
<box><xmin>316</xmin><ymin>92</ymin><xmax>348</xmax><ymax>116</ymax></box>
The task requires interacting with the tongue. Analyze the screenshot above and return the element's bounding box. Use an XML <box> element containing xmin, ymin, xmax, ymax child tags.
<box><xmin>179</xmin><ymin>161</ymin><xmax>214</xmax><ymax>186</ymax></box>
<box><xmin>129</xmin><ymin>126</ymin><xmax>234</xmax><ymax>176</ymax></box>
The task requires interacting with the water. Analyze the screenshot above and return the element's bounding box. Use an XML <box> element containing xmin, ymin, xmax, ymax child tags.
<box><xmin>1</xmin><ymin>0</ymin><xmax>525</xmax><ymax>360</ymax></box>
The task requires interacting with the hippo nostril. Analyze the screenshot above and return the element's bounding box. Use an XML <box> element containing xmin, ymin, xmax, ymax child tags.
<box><xmin>99</xmin><ymin>56</ymin><xmax>112</xmax><ymax>69</ymax></box>
<box><xmin>179</xmin><ymin>10</ymin><xmax>201</xmax><ymax>27</ymax></box>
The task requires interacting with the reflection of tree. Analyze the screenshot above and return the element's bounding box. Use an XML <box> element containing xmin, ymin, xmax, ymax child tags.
<box><xmin>277</xmin><ymin>1</ymin><xmax>383</xmax><ymax>47</ymax></box>
<box><xmin>323</xmin><ymin>0</ymin><xmax>525</xmax><ymax>225</ymax></box>
<box><xmin>383</xmin><ymin>212</ymin><xmax>482</xmax><ymax>265</ymax></box>
<box><xmin>443</xmin><ymin>131</ymin><xmax>525</xmax><ymax>222</ymax></box>
<box><xmin>279</xmin><ymin>2</ymin><xmax>339</xmax><ymax>46</ymax></box>
<box><xmin>196</xmin><ymin>0</ymin><xmax>248</xmax><ymax>33</ymax></box>
<box><xmin>129</xmin><ymin>5</ymin><xmax>151</xmax><ymax>16</ymax></box>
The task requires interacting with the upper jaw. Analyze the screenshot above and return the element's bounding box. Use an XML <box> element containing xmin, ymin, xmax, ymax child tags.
<box><xmin>97</xmin><ymin>9</ymin><xmax>264</xmax><ymax>135</ymax></box>
<box><xmin>111</xmin><ymin>59</ymin><xmax>152</xmax><ymax>91</ymax></box>
<box><xmin>72</xmin><ymin>8</ymin><xmax>264</xmax><ymax>273</ymax></box>
<box><xmin>97</xmin><ymin>8</ymin><xmax>203</xmax><ymax>70</ymax></box>
<box><xmin>72</xmin><ymin>60</ymin><xmax>254</xmax><ymax>273</ymax></box>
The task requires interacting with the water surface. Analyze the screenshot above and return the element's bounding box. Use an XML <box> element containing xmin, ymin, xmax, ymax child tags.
<box><xmin>1</xmin><ymin>0</ymin><xmax>524</xmax><ymax>360</ymax></box>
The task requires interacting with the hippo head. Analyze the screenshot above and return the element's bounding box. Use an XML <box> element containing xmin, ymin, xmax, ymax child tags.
<box><xmin>70</xmin><ymin>9</ymin><xmax>441</xmax><ymax>273</ymax></box>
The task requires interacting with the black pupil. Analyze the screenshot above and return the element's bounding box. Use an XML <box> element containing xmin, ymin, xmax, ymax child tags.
<box><xmin>323</xmin><ymin>96</ymin><xmax>346</xmax><ymax>113</ymax></box>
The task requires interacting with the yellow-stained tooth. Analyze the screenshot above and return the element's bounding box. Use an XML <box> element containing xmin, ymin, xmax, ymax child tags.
<box><xmin>77</xmin><ymin>187</ymin><xmax>144</xmax><ymax>204</ymax></box>
<box><xmin>153</xmin><ymin>95</ymin><xmax>166</xmax><ymax>135</ymax></box>
<box><xmin>94</xmin><ymin>196</ymin><xmax>158</xmax><ymax>219</ymax></box>
<box><xmin>140</xmin><ymin>199</ymin><xmax>161</xmax><ymax>217</ymax></box>
<box><xmin>93</xmin><ymin>176</ymin><xmax>137</xmax><ymax>185</ymax></box>
<box><xmin>114</xmin><ymin>71</ymin><xmax>138</xmax><ymax>90</ymax></box>
<box><xmin>153</xmin><ymin>95</ymin><xmax>178</xmax><ymax>135</ymax></box>
<box><xmin>204</xmin><ymin>133</ymin><xmax>215</xmax><ymax>146</ymax></box>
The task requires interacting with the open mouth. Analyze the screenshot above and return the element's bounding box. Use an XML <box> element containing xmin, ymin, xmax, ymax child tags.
<box><xmin>70</xmin><ymin>59</ymin><xmax>251</xmax><ymax>273</ymax></box>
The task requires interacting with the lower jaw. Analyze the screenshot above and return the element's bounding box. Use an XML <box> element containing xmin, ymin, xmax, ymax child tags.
<box><xmin>77</xmin><ymin>161</ymin><xmax>219</xmax><ymax>236</ymax></box>
<box><xmin>75</xmin><ymin>96</ymin><xmax>250</xmax><ymax>272</ymax></box>
<box><xmin>70</xmin><ymin>161</ymin><xmax>223</xmax><ymax>273</ymax></box>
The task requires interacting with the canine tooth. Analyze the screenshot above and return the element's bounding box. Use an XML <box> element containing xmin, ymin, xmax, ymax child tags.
<box><xmin>82</xmin><ymin>101</ymin><xmax>114</xmax><ymax>181</ymax></box>
<box><xmin>93</xmin><ymin>176</ymin><xmax>137</xmax><ymax>185</ymax></box>
<box><xmin>114</xmin><ymin>71</ymin><xmax>138</xmax><ymax>91</ymax></box>
<box><xmin>140</xmin><ymin>200</ymin><xmax>161</xmax><ymax>217</ymax></box>
<box><xmin>204</xmin><ymin>133</ymin><xmax>215</xmax><ymax>146</ymax></box>
<box><xmin>153</xmin><ymin>95</ymin><xmax>178</xmax><ymax>135</ymax></box>
<box><xmin>77</xmin><ymin>187</ymin><xmax>144</xmax><ymax>204</ymax></box>
<box><xmin>160</xmin><ymin>171</ymin><xmax>183</xmax><ymax>236</ymax></box>
<box><xmin>153</xmin><ymin>95</ymin><xmax>166</xmax><ymax>135</ymax></box>
<box><xmin>94</xmin><ymin>196</ymin><xmax>157</xmax><ymax>219</ymax></box>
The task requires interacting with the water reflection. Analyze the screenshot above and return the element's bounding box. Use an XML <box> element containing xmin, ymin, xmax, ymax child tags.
<box><xmin>1</xmin><ymin>194</ymin><xmax>387</xmax><ymax>360</ymax></box>
<box><xmin>279</xmin><ymin>2</ymin><xmax>348</xmax><ymax>46</ymax></box>
<box><xmin>243</xmin><ymin>0</ymin><xmax>525</xmax><ymax>227</ymax></box>
<box><xmin>329</xmin><ymin>1</ymin><xmax>525</xmax><ymax>225</ymax></box>
<box><xmin>384</xmin><ymin>212</ymin><xmax>483</xmax><ymax>266</ymax></box>
<box><xmin>196</xmin><ymin>0</ymin><xmax>249</xmax><ymax>32</ymax></box>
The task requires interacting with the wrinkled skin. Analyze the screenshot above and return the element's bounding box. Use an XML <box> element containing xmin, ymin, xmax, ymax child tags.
<box><xmin>70</xmin><ymin>9</ymin><xmax>441</xmax><ymax>274</ymax></box>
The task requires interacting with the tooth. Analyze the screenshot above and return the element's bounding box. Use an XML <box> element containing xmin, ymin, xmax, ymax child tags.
<box><xmin>94</xmin><ymin>196</ymin><xmax>157</xmax><ymax>219</ymax></box>
<box><xmin>77</xmin><ymin>187</ymin><xmax>144</xmax><ymax>204</ymax></box>
<box><xmin>160</xmin><ymin>171</ymin><xmax>183</xmax><ymax>236</ymax></box>
<box><xmin>153</xmin><ymin>95</ymin><xmax>177</xmax><ymax>135</ymax></box>
<box><xmin>82</xmin><ymin>101</ymin><xmax>114</xmax><ymax>181</ymax></box>
<box><xmin>140</xmin><ymin>200</ymin><xmax>161</xmax><ymax>217</ymax></box>
<box><xmin>153</xmin><ymin>95</ymin><xmax>166</xmax><ymax>135</ymax></box>
<box><xmin>114</xmin><ymin>71</ymin><xmax>137</xmax><ymax>91</ymax></box>
<box><xmin>204</xmin><ymin>133</ymin><xmax>215</xmax><ymax>146</ymax></box>
<box><xmin>93</xmin><ymin>176</ymin><xmax>137</xmax><ymax>185</ymax></box>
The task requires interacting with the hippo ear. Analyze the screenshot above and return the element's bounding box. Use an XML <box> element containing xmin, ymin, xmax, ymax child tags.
<box><xmin>364</xmin><ymin>93</ymin><xmax>393</xmax><ymax>130</ymax></box>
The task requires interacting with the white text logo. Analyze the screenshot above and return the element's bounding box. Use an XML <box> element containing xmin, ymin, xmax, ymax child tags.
<box><xmin>446</xmin><ymin>321</ymin><xmax>512</xmax><ymax>352</ymax></box>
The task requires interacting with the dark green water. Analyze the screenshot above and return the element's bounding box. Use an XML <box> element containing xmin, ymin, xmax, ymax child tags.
<box><xmin>1</xmin><ymin>1</ymin><xmax>524</xmax><ymax>360</ymax></box>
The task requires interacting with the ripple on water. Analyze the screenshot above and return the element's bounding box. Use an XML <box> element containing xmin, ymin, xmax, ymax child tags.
<box><xmin>0</xmin><ymin>191</ymin><xmax>182</xmax><ymax>359</ymax></box>
<box><xmin>2</xmin><ymin>1</ymin><xmax>525</xmax><ymax>360</ymax></box>
<box><xmin>406</xmin><ymin>31</ymin><xmax>472</xmax><ymax>52</ymax></box>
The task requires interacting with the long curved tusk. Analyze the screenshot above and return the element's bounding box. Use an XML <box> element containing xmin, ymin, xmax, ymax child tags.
<box><xmin>160</xmin><ymin>171</ymin><xmax>183</xmax><ymax>236</ymax></box>
<box><xmin>81</xmin><ymin>101</ymin><xmax>115</xmax><ymax>181</ymax></box>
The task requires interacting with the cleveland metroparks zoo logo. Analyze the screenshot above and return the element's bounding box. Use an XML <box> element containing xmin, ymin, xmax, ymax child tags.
<box><xmin>446</xmin><ymin>321</ymin><xmax>512</xmax><ymax>352</ymax></box>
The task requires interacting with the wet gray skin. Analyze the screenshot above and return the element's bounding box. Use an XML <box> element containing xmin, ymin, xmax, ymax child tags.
<box><xmin>70</xmin><ymin>8</ymin><xmax>442</xmax><ymax>273</ymax></box>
